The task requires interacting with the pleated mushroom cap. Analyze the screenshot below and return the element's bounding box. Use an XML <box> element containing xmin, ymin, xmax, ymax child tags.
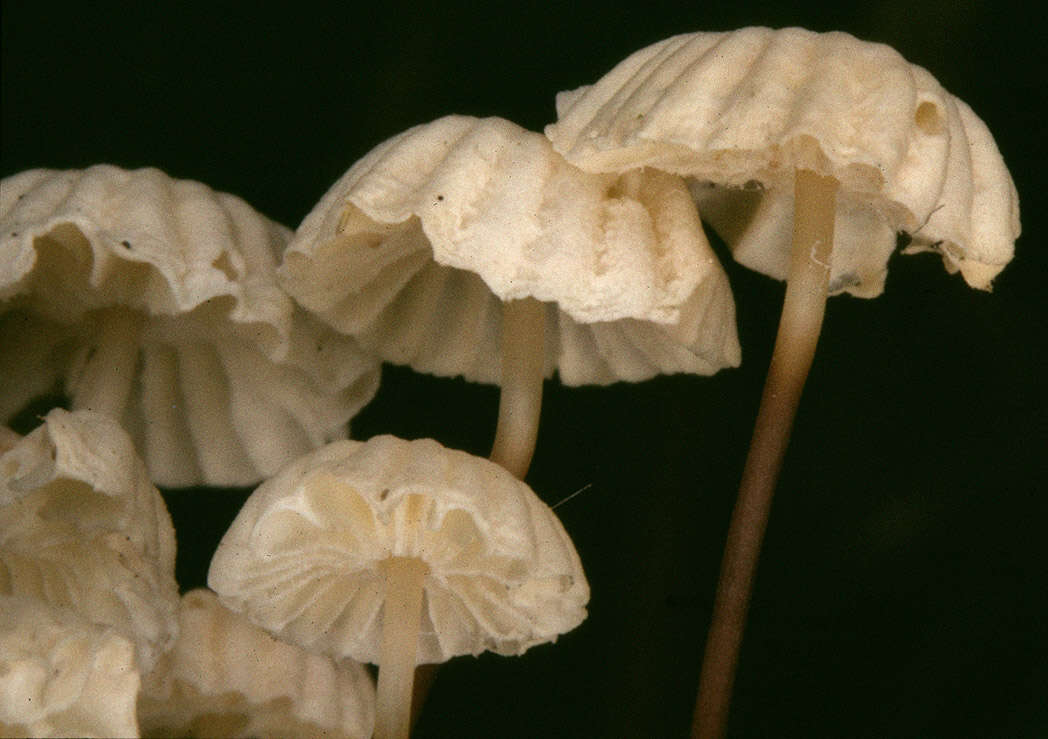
<box><xmin>1</xmin><ymin>409</ymin><xmax>180</xmax><ymax>675</ymax></box>
<box><xmin>0</xmin><ymin>595</ymin><xmax>142</xmax><ymax>738</ymax></box>
<box><xmin>139</xmin><ymin>588</ymin><xmax>375</xmax><ymax>739</ymax></box>
<box><xmin>208</xmin><ymin>435</ymin><xmax>589</xmax><ymax>665</ymax></box>
<box><xmin>547</xmin><ymin>27</ymin><xmax>1020</xmax><ymax>295</ymax></box>
<box><xmin>280</xmin><ymin>115</ymin><xmax>739</xmax><ymax>386</ymax></box>
<box><xmin>0</xmin><ymin>165</ymin><xmax>381</xmax><ymax>487</ymax></box>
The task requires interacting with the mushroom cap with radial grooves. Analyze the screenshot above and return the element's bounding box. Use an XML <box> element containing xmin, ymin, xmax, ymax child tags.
<box><xmin>279</xmin><ymin>115</ymin><xmax>740</xmax><ymax>386</ymax></box>
<box><xmin>546</xmin><ymin>27</ymin><xmax>1020</xmax><ymax>295</ymax></box>
<box><xmin>138</xmin><ymin>588</ymin><xmax>375</xmax><ymax>739</ymax></box>
<box><xmin>0</xmin><ymin>165</ymin><xmax>381</xmax><ymax>487</ymax></box>
<box><xmin>1</xmin><ymin>409</ymin><xmax>180</xmax><ymax>674</ymax></box>
<box><xmin>1</xmin><ymin>408</ymin><xmax>176</xmax><ymax>568</ymax></box>
<box><xmin>208</xmin><ymin>435</ymin><xmax>589</xmax><ymax>665</ymax></box>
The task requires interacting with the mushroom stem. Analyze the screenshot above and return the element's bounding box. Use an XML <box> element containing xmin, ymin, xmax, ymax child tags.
<box><xmin>693</xmin><ymin>168</ymin><xmax>838</xmax><ymax>739</ymax></box>
<box><xmin>376</xmin><ymin>556</ymin><xmax>430</xmax><ymax>739</ymax></box>
<box><xmin>489</xmin><ymin>297</ymin><xmax>547</xmax><ymax>479</ymax></box>
<box><xmin>70</xmin><ymin>307</ymin><xmax>143</xmax><ymax>418</ymax></box>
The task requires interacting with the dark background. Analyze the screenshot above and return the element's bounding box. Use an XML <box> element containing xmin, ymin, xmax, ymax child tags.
<box><xmin>3</xmin><ymin>2</ymin><xmax>1045</xmax><ymax>737</ymax></box>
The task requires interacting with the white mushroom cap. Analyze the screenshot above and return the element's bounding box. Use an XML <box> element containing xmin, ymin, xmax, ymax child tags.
<box><xmin>0</xmin><ymin>595</ymin><xmax>141</xmax><ymax>738</ymax></box>
<box><xmin>2</xmin><ymin>408</ymin><xmax>175</xmax><ymax>565</ymax></box>
<box><xmin>1</xmin><ymin>409</ymin><xmax>179</xmax><ymax>674</ymax></box>
<box><xmin>1</xmin><ymin>165</ymin><xmax>291</xmax><ymax>338</ymax></box>
<box><xmin>0</xmin><ymin>165</ymin><xmax>381</xmax><ymax>487</ymax></box>
<box><xmin>208</xmin><ymin>434</ymin><xmax>589</xmax><ymax>664</ymax></box>
<box><xmin>280</xmin><ymin>115</ymin><xmax>739</xmax><ymax>385</ymax></box>
<box><xmin>138</xmin><ymin>588</ymin><xmax>375</xmax><ymax>739</ymax></box>
<box><xmin>546</xmin><ymin>27</ymin><xmax>1020</xmax><ymax>295</ymax></box>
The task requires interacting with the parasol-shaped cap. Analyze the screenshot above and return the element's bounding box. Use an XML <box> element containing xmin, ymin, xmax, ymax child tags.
<box><xmin>139</xmin><ymin>588</ymin><xmax>375</xmax><ymax>739</ymax></box>
<box><xmin>280</xmin><ymin>115</ymin><xmax>739</xmax><ymax>385</ymax></box>
<box><xmin>546</xmin><ymin>27</ymin><xmax>1020</xmax><ymax>295</ymax></box>
<box><xmin>208</xmin><ymin>434</ymin><xmax>589</xmax><ymax>664</ymax></box>
<box><xmin>0</xmin><ymin>165</ymin><xmax>380</xmax><ymax>487</ymax></box>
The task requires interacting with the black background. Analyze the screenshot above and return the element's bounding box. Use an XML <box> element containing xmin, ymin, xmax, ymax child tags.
<box><xmin>3</xmin><ymin>2</ymin><xmax>1045</xmax><ymax>737</ymax></box>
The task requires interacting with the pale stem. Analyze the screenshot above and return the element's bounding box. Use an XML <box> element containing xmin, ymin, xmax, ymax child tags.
<box><xmin>70</xmin><ymin>307</ymin><xmax>144</xmax><ymax>418</ymax></box>
<box><xmin>414</xmin><ymin>300</ymin><xmax>545</xmax><ymax>726</ymax></box>
<box><xmin>692</xmin><ymin>169</ymin><xmax>839</xmax><ymax>739</ymax></box>
<box><xmin>489</xmin><ymin>297</ymin><xmax>546</xmax><ymax>480</ymax></box>
<box><xmin>376</xmin><ymin>556</ymin><xmax>430</xmax><ymax>739</ymax></box>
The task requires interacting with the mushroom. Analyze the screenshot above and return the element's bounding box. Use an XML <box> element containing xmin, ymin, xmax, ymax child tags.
<box><xmin>208</xmin><ymin>434</ymin><xmax>589</xmax><ymax>739</ymax></box>
<box><xmin>0</xmin><ymin>595</ymin><xmax>142</xmax><ymax>738</ymax></box>
<box><xmin>138</xmin><ymin>588</ymin><xmax>376</xmax><ymax>739</ymax></box>
<box><xmin>1</xmin><ymin>165</ymin><xmax>381</xmax><ymax>487</ymax></box>
<box><xmin>279</xmin><ymin>115</ymin><xmax>739</xmax><ymax>478</ymax></box>
<box><xmin>1</xmin><ymin>408</ymin><xmax>180</xmax><ymax>675</ymax></box>
<box><xmin>545</xmin><ymin>27</ymin><xmax>1020</xmax><ymax>737</ymax></box>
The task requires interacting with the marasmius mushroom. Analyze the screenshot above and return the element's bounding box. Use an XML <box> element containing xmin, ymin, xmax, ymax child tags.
<box><xmin>1</xmin><ymin>408</ymin><xmax>180</xmax><ymax>675</ymax></box>
<box><xmin>546</xmin><ymin>27</ymin><xmax>1019</xmax><ymax>737</ymax></box>
<box><xmin>138</xmin><ymin>588</ymin><xmax>376</xmax><ymax>739</ymax></box>
<box><xmin>1</xmin><ymin>165</ymin><xmax>381</xmax><ymax>487</ymax></box>
<box><xmin>208</xmin><ymin>434</ymin><xmax>589</xmax><ymax>739</ymax></box>
<box><xmin>279</xmin><ymin>115</ymin><xmax>739</xmax><ymax>479</ymax></box>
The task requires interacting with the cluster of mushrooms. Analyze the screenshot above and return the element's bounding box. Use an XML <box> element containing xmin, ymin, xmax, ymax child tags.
<box><xmin>0</xmin><ymin>27</ymin><xmax>1018</xmax><ymax>739</ymax></box>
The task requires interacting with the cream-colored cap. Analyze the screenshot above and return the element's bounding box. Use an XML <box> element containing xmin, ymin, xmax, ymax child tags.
<box><xmin>1</xmin><ymin>409</ymin><xmax>179</xmax><ymax>674</ymax></box>
<box><xmin>0</xmin><ymin>595</ymin><xmax>142</xmax><ymax>738</ymax></box>
<box><xmin>1</xmin><ymin>165</ymin><xmax>380</xmax><ymax>486</ymax></box>
<box><xmin>139</xmin><ymin>588</ymin><xmax>375</xmax><ymax>739</ymax></box>
<box><xmin>547</xmin><ymin>27</ymin><xmax>1019</xmax><ymax>295</ymax></box>
<box><xmin>280</xmin><ymin>115</ymin><xmax>739</xmax><ymax>385</ymax></box>
<box><xmin>209</xmin><ymin>435</ymin><xmax>589</xmax><ymax>665</ymax></box>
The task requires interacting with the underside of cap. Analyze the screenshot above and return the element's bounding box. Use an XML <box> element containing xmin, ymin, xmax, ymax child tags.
<box><xmin>281</xmin><ymin>116</ymin><xmax>740</xmax><ymax>384</ymax></box>
<box><xmin>0</xmin><ymin>166</ymin><xmax>382</xmax><ymax>487</ymax></box>
<box><xmin>0</xmin><ymin>166</ymin><xmax>293</xmax><ymax>337</ymax></box>
<box><xmin>547</xmin><ymin>27</ymin><xmax>1019</xmax><ymax>295</ymax></box>
<box><xmin>208</xmin><ymin>435</ymin><xmax>589</xmax><ymax>665</ymax></box>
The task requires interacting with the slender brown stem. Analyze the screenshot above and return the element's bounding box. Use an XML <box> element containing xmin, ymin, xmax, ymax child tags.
<box><xmin>692</xmin><ymin>169</ymin><xmax>839</xmax><ymax>739</ymax></box>
<box><xmin>489</xmin><ymin>297</ymin><xmax>546</xmax><ymax>480</ymax></box>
